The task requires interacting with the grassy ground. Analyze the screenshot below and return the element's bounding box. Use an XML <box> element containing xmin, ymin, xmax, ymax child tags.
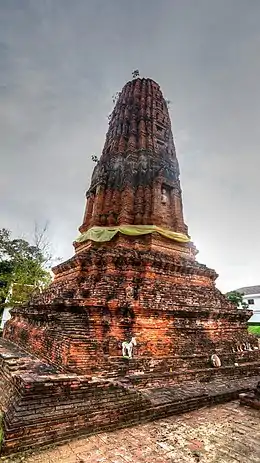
<box><xmin>248</xmin><ymin>325</ymin><xmax>260</xmax><ymax>336</ymax></box>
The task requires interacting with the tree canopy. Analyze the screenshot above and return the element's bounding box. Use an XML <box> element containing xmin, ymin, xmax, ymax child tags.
<box><xmin>0</xmin><ymin>227</ymin><xmax>53</xmax><ymax>308</ymax></box>
<box><xmin>226</xmin><ymin>290</ymin><xmax>249</xmax><ymax>309</ymax></box>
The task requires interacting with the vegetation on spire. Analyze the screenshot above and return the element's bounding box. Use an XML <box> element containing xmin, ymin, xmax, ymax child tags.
<box><xmin>132</xmin><ymin>69</ymin><xmax>140</xmax><ymax>79</ymax></box>
<box><xmin>112</xmin><ymin>92</ymin><xmax>120</xmax><ymax>104</ymax></box>
<box><xmin>91</xmin><ymin>155</ymin><xmax>99</xmax><ymax>163</ymax></box>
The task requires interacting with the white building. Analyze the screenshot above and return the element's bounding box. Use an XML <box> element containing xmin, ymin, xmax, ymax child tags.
<box><xmin>0</xmin><ymin>307</ymin><xmax>11</xmax><ymax>330</ymax></box>
<box><xmin>0</xmin><ymin>283</ymin><xmax>34</xmax><ymax>330</ymax></box>
<box><xmin>236</xmin><ymin>285</ymin><xmax>260</xmax><ymax>323</ymax></box>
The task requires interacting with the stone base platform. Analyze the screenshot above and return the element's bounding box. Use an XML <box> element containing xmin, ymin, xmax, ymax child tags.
<box><xmin>239</xmin><ymin>379</ymin><xmax>260</xmax><ymax>410</ymax></box>
<box><xmin>0</xmin><ymin>339</ymin><xmax>259</xmax><ymax>456</ymax></box>
<box><xmin>239</xmin><ymin>392</ymin><xmax>260</xmax><ymax>410</ymax></box>
<box><xmin>97</xmin><ymin>351</ymin><xmax>260</xmax><ymax>385</ymax></box>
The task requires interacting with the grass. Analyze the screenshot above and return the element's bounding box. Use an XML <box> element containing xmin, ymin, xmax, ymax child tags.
<box><xmin>248</xmin><ymin>325</ymin><xmax>260</xmax><ymax>336</ymax></box>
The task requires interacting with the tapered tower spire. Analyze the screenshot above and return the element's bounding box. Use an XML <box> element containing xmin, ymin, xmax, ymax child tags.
<box><xmin>79</xmin><ymin>78</ymin><xmax>188</xmax><ymax>237</ymax></box>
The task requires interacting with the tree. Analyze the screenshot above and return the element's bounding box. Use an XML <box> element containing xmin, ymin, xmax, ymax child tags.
<box><xmin>0</xmin><ymin>225</ymin><xmax>53</xmax><ymax>308</ymax></box>
<box><xmin>226</xmin><ymin>291</ymin><xmax>249</xmax><ymax>309</ymax></box>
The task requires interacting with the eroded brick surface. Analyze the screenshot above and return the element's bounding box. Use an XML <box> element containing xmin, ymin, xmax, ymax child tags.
<box><xmin>0</xmin><ymin>77</ymin><xmax>259</xmax><ymax>455</ymax></box>
<box><xmin>0</xmin><ymin>336</ymin><xmax>258</xmax><ymax>456</ymax></box>
<box><xmin>4</xmin><ymin>77</ymin><xmax>258</xmax><ymax>374</ymax></box>
<box><xmin>2</xmin><ymin>401</ymin><xmax>260</xmax><ymax>463</ymax></box>
<box><xmin>80</xmin><ymin>78</ymin><xmax>186</xmax><ymax>233</ymax></box>
<box><xmin>4</xmin><ymin>244</ymin><xmax>258</xmax><ymax>375</ymax></box>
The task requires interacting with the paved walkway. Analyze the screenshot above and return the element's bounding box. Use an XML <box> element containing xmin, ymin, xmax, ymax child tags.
<box><xmin>1</xmin><ymin>401</ymin><xmax>260</xmax><ymax>463</ymax></box>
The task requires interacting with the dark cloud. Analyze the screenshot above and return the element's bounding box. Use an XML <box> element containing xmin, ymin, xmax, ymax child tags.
<box><xmin>1</xmin><ymin>0</ymin><xmax>260</xmax><ymax>292</ymax></box>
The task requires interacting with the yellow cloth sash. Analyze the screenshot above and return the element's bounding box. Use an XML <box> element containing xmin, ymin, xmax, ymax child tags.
<box><xmin>76</xmin><ymin>225</ymin><xmax>190</xmax><ymax>243</ymax></box>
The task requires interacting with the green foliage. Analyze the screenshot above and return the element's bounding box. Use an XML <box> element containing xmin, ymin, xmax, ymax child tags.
<box><xmin>226</xmin><ymin>290</ymin><xmax>249</xmax><ymax>309</ymax></box>
<box><xmin>248</xmin><ymin>325</ymin><xmax>260</xmax><ymax>337</ymax></box>
<box><xmin>0</xmin><ymin>227</ymin><xmax>52</xmax><ymax>307</ymax></box>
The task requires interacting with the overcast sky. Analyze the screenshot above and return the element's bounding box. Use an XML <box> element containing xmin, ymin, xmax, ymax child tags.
<box><xmin>1</xmin><ymin>0</ymin><xmax>260</xmax><ymax>293</ymax></box>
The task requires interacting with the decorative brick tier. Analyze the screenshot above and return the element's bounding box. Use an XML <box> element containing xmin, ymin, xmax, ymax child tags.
<box><xmin>4</xmin><ymin>244</ymin><xmax>258</xmax><ymax>376</ymax></box>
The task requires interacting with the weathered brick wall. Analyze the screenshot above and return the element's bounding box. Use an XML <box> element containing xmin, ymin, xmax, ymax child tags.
<box><xmin>4</xmin><ymin>245</ymin><xmax>257</xmax><ymax>375</ymax></box>
<box><xmin>0</xmin><ymin>339</ymin><xmax>258</xmax><ymax>455</ymax></box>
<box><xmin>0</xmin><ymin>340</ymin><xmax>151</xmax><ymax>455</ymax></box>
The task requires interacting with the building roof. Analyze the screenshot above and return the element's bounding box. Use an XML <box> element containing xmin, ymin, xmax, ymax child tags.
<box><xmin>235</xmin><ymin>285</ymin><xmax>260</xmax><ymax>295</ymax></box>
<box><xmin>248</xmin><ymin>313</ymin><xmax>260</xmax><ymax>324</ymax></box>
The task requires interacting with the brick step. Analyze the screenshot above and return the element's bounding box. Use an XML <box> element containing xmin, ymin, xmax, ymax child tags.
<box><xmin>2</xmin><ymin>375</ymin><xmax>258</xmax><ymax>456</ymax></box>
<box><xmin>124</xmin><ymin>362</ymin><xmax>260</xmax><ymax>388</ymax></box>
<box><xmin>0</xmin><ymin>339</ymin><xmax>259</xmax><ymax>455</ymax></box>
<box><xmin>142</xmin><ymin>375</ymin><xmax>258</xmax><ymax>404</ymax></box>
<box><xmin>94</xmin><ymin>354</ymin><xmax>260</xmax><ymax>380</ymax></box>
<box><xmin>97</xmin><ymin>351</ymin><xmax>260</xmax><ymax>372</ymax></box>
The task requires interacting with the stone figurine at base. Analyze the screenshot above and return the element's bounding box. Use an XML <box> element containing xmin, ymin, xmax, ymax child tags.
<box><xmin>210</xmin><ymin>354</ymin><xmax>221</xmax><ymax>368</ymax></box>
<box><xmin>122</xmin><ymin>337</ymin><xmax>137</xmax><ymax>358</ymax></box>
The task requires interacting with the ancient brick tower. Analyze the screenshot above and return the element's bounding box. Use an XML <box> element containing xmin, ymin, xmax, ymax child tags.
<box><xmin>79</xmin><ymin>77</ymin><xmax>189</xmax><ymax>239</ymax></box>
<box><xmin>0</xmin><ymin>77</ymin><xmax>259</xmax><ymax>455</ymax></box>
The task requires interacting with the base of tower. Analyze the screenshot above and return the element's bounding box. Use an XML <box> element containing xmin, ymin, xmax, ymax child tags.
<box><xmin>5</xmin><ymin>242</ymin><xmax>256</xmax><ymax>375</ymax></box>
<box><xmin>0</xmin><ymin>339</ymin><xmax>259</xmax><ymax>456</ymax></box>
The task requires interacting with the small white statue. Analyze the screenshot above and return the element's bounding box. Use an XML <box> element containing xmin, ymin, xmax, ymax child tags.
<box><xmin>211</xmin><ymin>354</ymin><xmax>221</xmax><ymax>368</ymax></box>
<box><xmin>122</xmin><ymin>337</ymin><xmax>137</xmax><ymax>358</ymax></box>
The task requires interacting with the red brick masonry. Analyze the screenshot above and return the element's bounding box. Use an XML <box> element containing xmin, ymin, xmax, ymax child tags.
<box><xmin>4</xmin><ymin>242</ymin><xmax>258</xmax><ymax>375</ymax></box>
<box><xmin>0</xmin><ymin>339</ymin><xmax>259</xmax><ymax>455</ymax></box>
<box><xmin>0</xmin><ymin>77</ymin><xmax>259</xmax><ymax>455</ymax></box>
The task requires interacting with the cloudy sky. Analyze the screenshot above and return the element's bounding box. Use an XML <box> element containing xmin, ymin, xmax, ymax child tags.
<box><xmin>1</xmin><ymin>0</ymin><xmax>260</xmax><ymax>293</ymax></box>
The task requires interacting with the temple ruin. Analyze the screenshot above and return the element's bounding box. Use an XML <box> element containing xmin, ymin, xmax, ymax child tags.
<box><xmin>0</xmin><ymin>77</ymin><xmax>259</xmax><ymax>455</ymax></box>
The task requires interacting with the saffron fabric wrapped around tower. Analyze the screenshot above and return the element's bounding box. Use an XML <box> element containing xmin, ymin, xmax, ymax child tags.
<box><xmin>0</xmin><ymin>77</ymin><xmax>259</xmax><ymax>455</ymax></box>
